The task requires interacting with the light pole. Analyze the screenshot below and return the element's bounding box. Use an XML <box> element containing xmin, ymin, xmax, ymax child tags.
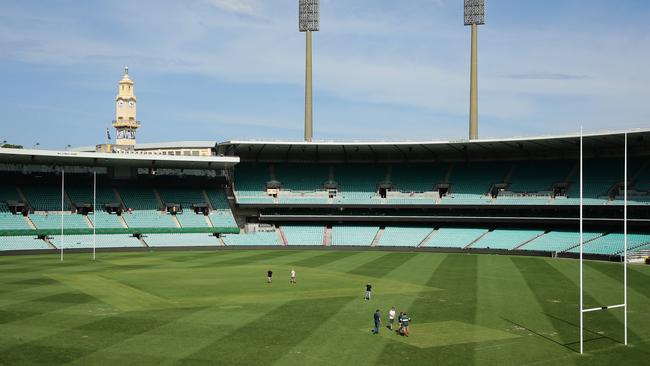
<box><xmin>299</xmin><ymin>0</ymin><xmax>320</xmax><ymax>142</ymax></box>
<box><xmin>464</xmin><ymin>0</ymin><xmax>485</xmax><ymax>140</ymax></box>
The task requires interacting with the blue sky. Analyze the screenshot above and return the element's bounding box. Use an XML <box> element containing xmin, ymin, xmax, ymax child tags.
<box><xmin>1</xmin><ymin>0</ymin><xmax>649</xmax><ymax>149</ymax></box>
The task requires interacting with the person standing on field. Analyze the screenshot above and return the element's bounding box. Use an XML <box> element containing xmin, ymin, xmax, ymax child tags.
<box><xmin>372</xmin><ymin>309</ymin><xmax>381</xmax><ymax>334</ymax></box>
<box><xmin>365</xmin><ymin>283</ymin><xmax>372</xmax><ymax>300</ymax></box>
<box><xmin>401</xmin><ymin>313</ymin><xmax>410</xmax><ymax>337</ymax></box>
<box><xmin>388</xmin><ymin>306</ymin><xmax>396</xmax><ymax>330</ymax></box>
<box><xmin>267</xmin><ymin>269</ymin><xmax>273</xmax><ymax>283</ymax></box>
<box><xmin>290</xmin><ymin>269</ymin><xmax>296</xmax><ymax>284</ymax></box>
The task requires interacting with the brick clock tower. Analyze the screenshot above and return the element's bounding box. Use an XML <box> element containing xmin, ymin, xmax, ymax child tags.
<box><xmin>112</xmin><ymin>67</ymin><xmax>140</xmax><ymax>147</ymax></box>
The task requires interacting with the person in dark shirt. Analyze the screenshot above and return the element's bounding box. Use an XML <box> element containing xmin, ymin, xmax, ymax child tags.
<box><xmin>365</xmin><ymin>283</ymin><xmax>372</xmax><ymax>300</ymax></box>
<box><xmin>401</xmin><ymin>313</ymin><xmax>411</xmax><ymax>337</ymax></box>
<box><xmin>372</xmin><ymin>309</ymin><xmax>381</xmax><ymax>334</ymax></box>
<box><xmin>267</xmin><ymin>269</ymin><xmax>273</xmax><ymax>283</ymax></box>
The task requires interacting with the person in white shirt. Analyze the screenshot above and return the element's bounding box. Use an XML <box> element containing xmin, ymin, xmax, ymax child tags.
<box><xmin>290</xmin><ymin>269</ymin><xmax>296</xmax><ymax>284</ymax></box>
<box><xmin>388</xmin><ymin>307</ymin><xmax>396</xmax><ymax>330</ymax></box>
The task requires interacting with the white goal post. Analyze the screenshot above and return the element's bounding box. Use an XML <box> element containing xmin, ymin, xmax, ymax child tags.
<box><xmin>579</xmin><ymin>129</ymin><xmax>628</xmax><ymax>354</ymax></box>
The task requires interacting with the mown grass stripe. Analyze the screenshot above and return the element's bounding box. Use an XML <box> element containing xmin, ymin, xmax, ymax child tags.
<box><xmin>348</xmin><ymin>252</ymin><xmax>416</xmax><ymax>277</ymax></box>
<box><xmin>289</xmin><ymin>250</ymin><xmax>360</xmax><ymax>268</ymax></box>
<box><xmin>182</xmin><ymin>296</ymin><xmax>354</xmax><ymax>365</ymax></box>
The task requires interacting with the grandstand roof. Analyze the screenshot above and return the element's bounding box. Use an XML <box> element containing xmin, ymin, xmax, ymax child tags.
<box><xmin>217</xmin><ymin>129</ymin><xmax>650</xmax><ymax>162</ymax></box>
<box><xmin>0</xmin><ymin>148</ymin><xmax>239</xmax><ymax>169</ymax></box>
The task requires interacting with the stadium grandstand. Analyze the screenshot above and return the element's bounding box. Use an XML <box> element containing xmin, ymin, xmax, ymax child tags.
<box><xmin>0</xmin><ymin>129</ymin><xmax>649</xmax><ymax>261</ymax></box>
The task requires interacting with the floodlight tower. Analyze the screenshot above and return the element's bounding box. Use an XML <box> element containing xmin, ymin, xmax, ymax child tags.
<box><xmin>299</xmin><ymin>0</ymin><xmax>319</xmax><ymax>142</ymax></box>
<box><xmin>464</xmin><ymin>0</ymin><xmax>485</xmax><ymax>140</ymax></box>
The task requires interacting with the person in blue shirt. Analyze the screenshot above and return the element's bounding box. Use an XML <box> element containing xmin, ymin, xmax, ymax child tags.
<box><xmin>372</xmin><ymin>309</ymin><xmax>381</xmax><ymax>334</ymax></box>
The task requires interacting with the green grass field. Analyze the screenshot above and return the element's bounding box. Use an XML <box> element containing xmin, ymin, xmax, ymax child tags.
<box><xmin>1</xmin><ymin>249</ymin><xmax>649</xmax><ymax>365</ymax></box>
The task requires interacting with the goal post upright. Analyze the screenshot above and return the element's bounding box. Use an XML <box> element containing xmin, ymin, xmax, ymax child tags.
<box><xmin>579</xmin><ymin>126</ymin><xmax>584</xmax><ymax>354</ymax></box>
<box><xmin>623</xmin><ymin>132</ymin><xmax>627</xmax><ymax>345</ymax></box>
<box><xmin>579</xmin><ymin>130</ymin><xmax>629</xmax><ymax>354</ymax></box>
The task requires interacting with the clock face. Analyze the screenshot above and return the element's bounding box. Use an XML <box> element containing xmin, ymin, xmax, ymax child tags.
<box><xmin>118</xmin><ymin>100</ymin><xmax>124</xmax><ymax>107</ymax></box>
<box><xmin>128</xmin><ymin>101</ymin><xmax>135</xmax><ymax>108</ymax></box>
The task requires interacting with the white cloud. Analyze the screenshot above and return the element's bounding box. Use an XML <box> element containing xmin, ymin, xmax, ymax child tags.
<box><xmin>204</xmin><ymin>0</ymin><xmax>259</xmax><ymax>16</ymax></box>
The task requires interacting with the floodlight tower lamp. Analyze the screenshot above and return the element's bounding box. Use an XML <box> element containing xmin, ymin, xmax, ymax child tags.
<box><xmin>299</xmin><ymin>0</ymin><xmax>319</xmax><ymax>142</ymax></box>
<box><xmin>464</xmin><ymin>0</ymin><xmax>485</xmax><ymax>140</ymax></box>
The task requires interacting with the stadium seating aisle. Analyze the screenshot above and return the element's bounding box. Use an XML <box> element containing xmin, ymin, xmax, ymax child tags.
<box><xmin>377</xmin><ymin>226</ymin><xmax>433</xmax><ymax>247</ymax></box>
<box><xmin>222</xmin><ymin>231</ymin><xmax>281</xmax><ymax>246</ymax></box>
<box><xmin>519</xmin><ymin>230</ymin><xmax>601</xmax><ymax>253</ymax></box>
<box><xmin>331</xmin><ymin>226</ymin><xmax>379</xmax><ymax>246</ymax></box>
<box><xmin>282</xmin><ymin>224</ymin><xmax>325</xmax><ymax>245</ymax></box>
<box><xmin>0</xmin><ymin>236</ymin><xmax>49</xmax><ymax>251</ymax></box>
<box><xmin>471</xmin><ymin>229</ymin><xmax>544</xmax><ymax>250</ymax></box>
<box><xmin>143</xmin><ymin>233</ymin><xmax>219</xmax><ymax>247</ymax></box>
<box><xmin>48</xmin><ymin>234</ymin><xmax>142</xmax><ymax>248</ymax></box>
<box><xmin>424</xmin><ymin>228</ymin><xmax>488</xmax><ymax>248</ymax></box>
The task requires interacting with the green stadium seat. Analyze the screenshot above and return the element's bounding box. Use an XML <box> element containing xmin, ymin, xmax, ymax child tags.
<box><xmin>282</xmin><ymin>224</ymin><xmax>325</xmax><ymax>245</ymax></box>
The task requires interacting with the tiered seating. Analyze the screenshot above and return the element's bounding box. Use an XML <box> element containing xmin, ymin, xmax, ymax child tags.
<box><xmin>222</xmin><ymin>231</ymin><xmax>281</xmax><ymax>246</ymax></box>
<box><xmin>378</xmin><ymin>227</ymin><xmax>432</xmax><ymax>247</ymax></box>
<box><xmin>508</xmin><ymin>161</ymin><xmax>572</xmax><ymax>193</ymax></box>
<box><xmin>442</xmin><ymin>162</ymin><xmax>508</xmax><ymax>204</ymax></box>
<box><xmin>30</xmin><ymin>213</ymin><xmax>88</xmax><ymax>229</ymax></box>
<box><xmin>494</xmin><ymin>196</ymin><xmax>550</xmax><ymax>205</ymax></box>
<box><xmin>564</xmin><ymin>159</ymin><xmax>621</xmax><ymax>205</ymax></box>
<box><xmin>275</xmin><ymin>164</ymin><xmax>328</xmax><ymax>191</ymax></box>
<box><xmin>568</xmin><ymin>233</ymin><xmax>650</xmax><ymax>255</ymax></box>
<box><xmin>176</xmin><ymin>213</ymin><xmax>209</xmax><ymax>228</ymax></box>
<box><xmin>424</xmin><ymin>228</ymin><xmax>488</xmax><ymax>248</ymax></box>
<box><xmin>277</xmin><ymin>195</ymin><xmax>328</xmax><ymax>204</ymax></box>
<box><xmin>158</xmin><ymin>188</ymin><xmax>206</xmax><ymax>208</ymax></box>
<box><xmin>233</xmin><ymin>164</ymin><xmax>271</xmax><ymax>198</ymax></box>
<box><xmin>390</xmin><ymin>164</ymin><xmax>447</xmax><ymax>193</ymax></box>
<box><xmin>23</xmin><ymin>186</ymin><xmax>68</xmax><ymax>210</ymax></box>
<box><xmin>472</xmin><ymin>229</ymin><xmax>544</xmax><ymax>250</ymax></box>
<box><xmin>0</xmin><ymin>186</ymin><xmax>22</xmax><ymax>205</ymax></box>
<box><xmin>333</xmin><ymin>165</ymin><xmax>386</xmax><ymax>204</ymax></box>
<box><xmin>519</xmin><ymin>231</ymin><xmax>601</xmax><ymax>252</ymax></box>
<box><xmin>66</xmin><ymin>186</ymin><xmax>118</xmax><ymax>207</ymax></box>
<box><xmin>122</xmin><ymin>210</ymin><xmax>176</xmax><ymax>228</ymax></box>
<box><xmin>92</xmin><ymin>211</ymin><xmax>123</xmax><ymax>228</ymax></box>
<box><xmin>209</xmin><ymin>210</ymin><xmax>237</xmax><ymax>228</ymax></box>
<box><xmin>331</xmin><ymin>226</ymin><xmax>379</xmax><ymax>246</ymax></box>
<box><xmin>282</xmin><ymin>224</ymin><xmax>324</xmax><ymax>245</ymax></box>
<box><xmin>119</xmin><ymin>187</ymin><xmax>159</xmax><ymax>210</ymax></box>
<box><xmin>0</xmin><ymin>236</ymin><xmax>49</xmax><ymax>251</ymax></box>
<box><xmin>49</xmin><ymin>234</ymin><xmax>142</xmax><ymax>248</ymax></box>
<box><xmin>144</xmin><ymin>233</ymin><xmax>219</xmax><ymax>247</ymax></box>
<box><xmin>0</xmin><ymin>211</ymin><xmax>31</xmax><ymax>230</ymax></box>
<box><xmin>238</xmin><ymin>196</ymin><xmax>274</xmax><ymax>204</ymax></box>
<box><xmin>207</xmin><ymin>189</ymin><xmax>231</xmax><ymax>209</ymax></box>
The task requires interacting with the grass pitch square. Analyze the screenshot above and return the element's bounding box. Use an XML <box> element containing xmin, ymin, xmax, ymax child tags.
<box><xmin>374</xmin><ymin>321</ymin><xmax>520</xmax><ymax>348</ymax></box>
